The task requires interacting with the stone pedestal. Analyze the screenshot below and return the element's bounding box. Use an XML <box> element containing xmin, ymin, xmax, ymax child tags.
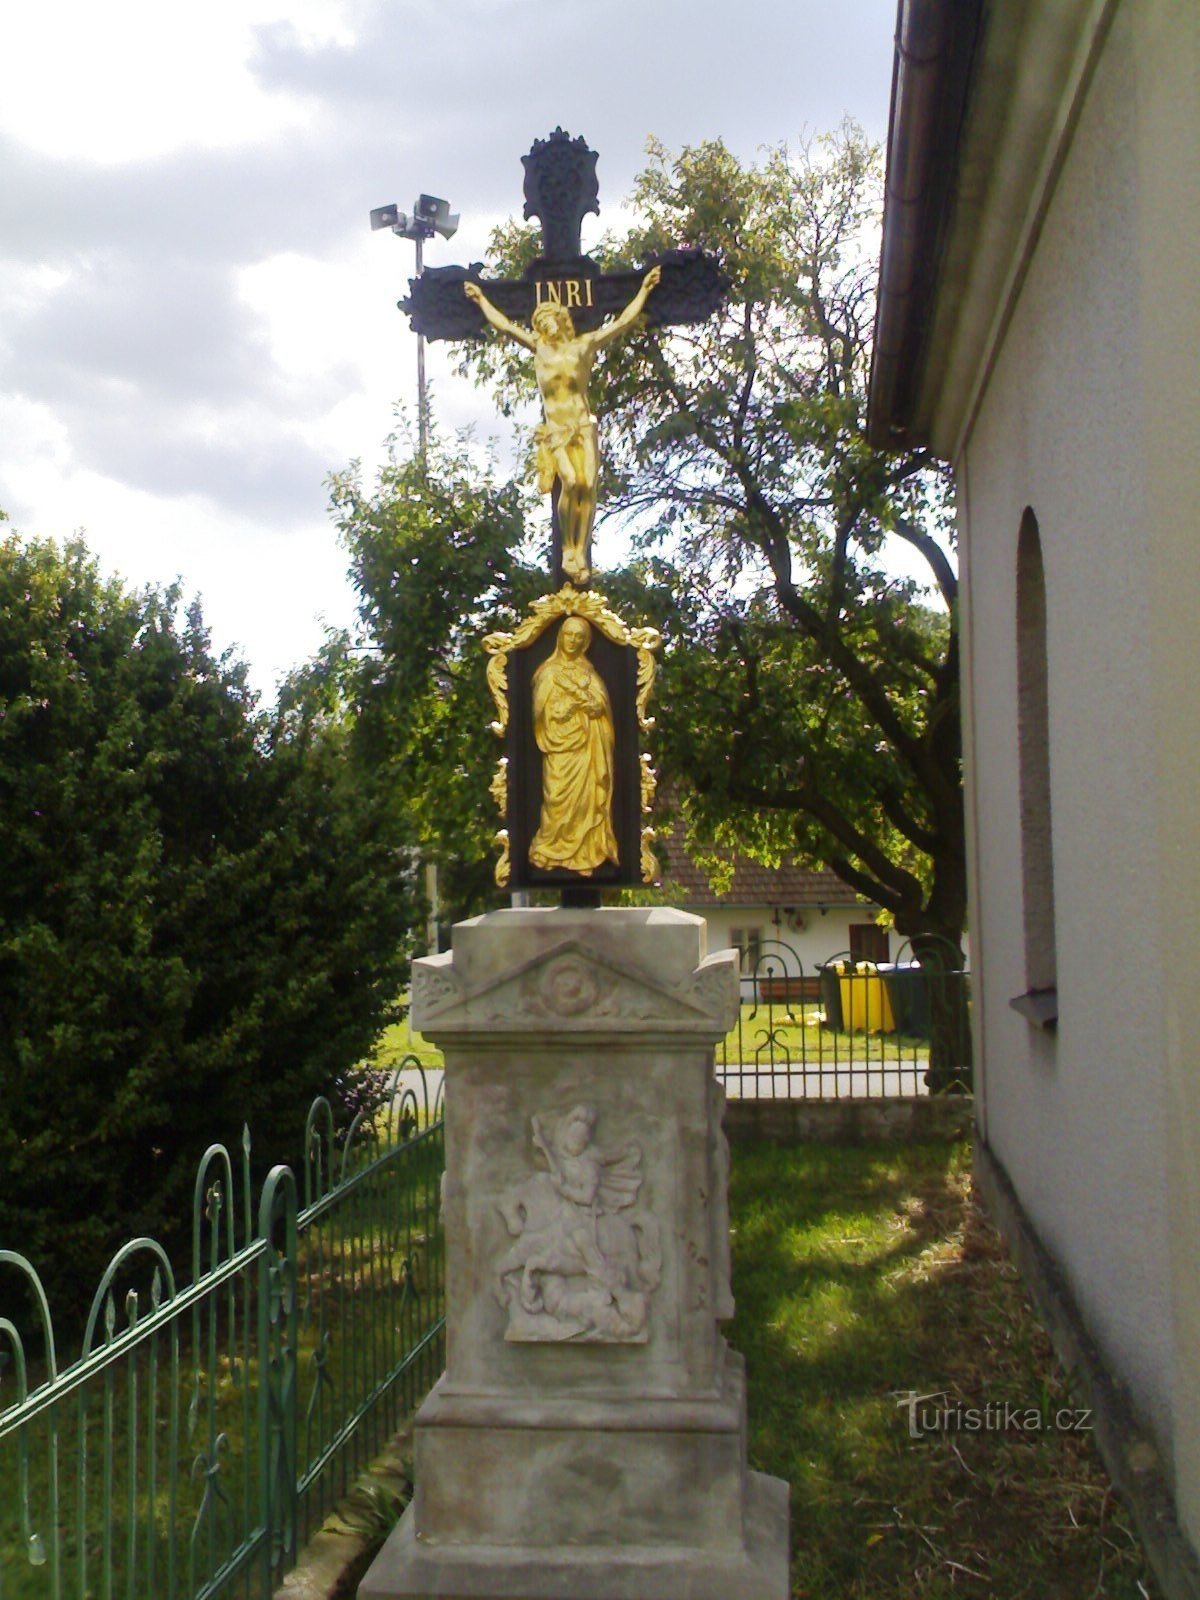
<box><xmin>360</xmin><ymin>907</ymin><xmax>789</xmax><ymax>1600</ymax></box>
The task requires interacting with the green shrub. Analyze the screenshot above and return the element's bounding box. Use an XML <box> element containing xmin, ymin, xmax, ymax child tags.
<box><xmin>0</xmin><ymin>534</ymin><xmax>417</xmax><ymax>1327</ymax></box>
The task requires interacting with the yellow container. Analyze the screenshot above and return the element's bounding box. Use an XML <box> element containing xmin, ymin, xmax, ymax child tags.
<box><xmin>837</xmin><ymin>962</ymin><xmax>897</xmax><ymax>1034</ymax></box>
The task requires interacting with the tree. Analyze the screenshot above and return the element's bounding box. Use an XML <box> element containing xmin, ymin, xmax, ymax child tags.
<box><xmin>455</xmin><ymin>127</ymin><xmax>967</xmax><ymax>1071</ymax></box>
<box><xmin>339</xmin><ymin>128</ymin><xmax>969</xmax><ymax>1084</ymax></box>
<box><xmin>329</xmin><ymin>429</ymin><xmax>546</xmax><ymax>925</ymax></box>
<box><xmin>0</xmin><ymin>533</ymin><xmax>417</xmax><ymax>1317</ymax></box>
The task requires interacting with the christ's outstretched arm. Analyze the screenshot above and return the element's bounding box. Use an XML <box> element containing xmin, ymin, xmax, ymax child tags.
<box><xmin>464</xmin><ymin>280</ymin><xmax>537</xmax><ymax>350</ymax></box>
<box><xmin>588</xmin><ymin>264</ymin><xmax>661</xmax><ymax>349</ymax></box>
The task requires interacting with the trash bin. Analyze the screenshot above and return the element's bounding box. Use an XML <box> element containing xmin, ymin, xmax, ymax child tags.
<box><xmin>878</xmin><ymin>961</ymin><xmax>932</xmax><ymax>1038</ymax></box>
<box><xmin>838</xmin><ymin>961</ymin><xmax>897</xmax><ymax>1033</ymax></box>
<box><xmin>818</xmin><ymin>963</ymin><xmax>844</xmax><ymax>1032</ymax></box>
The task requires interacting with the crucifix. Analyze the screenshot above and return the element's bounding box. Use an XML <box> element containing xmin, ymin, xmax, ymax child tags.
<box><xmin>400</xmin><ymin>128</ymin><xmax>726</xmax><ymax>589</ymax></box>
<box><xmin>394</xmin><ymin>131</ymin><xmax>726</xmax><ymax>895</ymax></box>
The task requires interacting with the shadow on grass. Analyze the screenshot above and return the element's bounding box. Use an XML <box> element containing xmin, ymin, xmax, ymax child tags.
<box><xmin>728</xmin><ymin>1140</ymin><xmax>1160</xmax><ymax>1600</ymax></box>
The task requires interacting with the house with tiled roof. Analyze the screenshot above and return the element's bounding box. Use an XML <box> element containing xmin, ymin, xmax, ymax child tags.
<box><xmin>655</xmin><ymin>815</ymin><xmax>894</xmax><ymax>993</ymax></box>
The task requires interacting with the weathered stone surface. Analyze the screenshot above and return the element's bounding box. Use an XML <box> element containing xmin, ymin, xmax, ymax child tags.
<box><xmin>272</xmin><ymin>1433</ymin><xmax>411</xmax><ymax>1600</ymax></box>
<box><xmin>359</xmin><ymin>1470</ymin><xmax>789</xmax><ymax>1600</ymax></box>
<box><xmin>437</xmin><ymin>1040</ymin><xmax>731</xmax><ymax>1398</ymax></box>
<box><xmin>362</xmin><ymin>907</ymin><xmax>788</xmax><ymax>1599</ymax></box>
<box><xmin>410</xmin><ymin>907</ymin><xmax>740</xmax><ymax>1038</ymax></box>
<box><xmin>411</xmin><ymin>1348</ymin><xmax>750</xmax><ymax>1552</ymax></box>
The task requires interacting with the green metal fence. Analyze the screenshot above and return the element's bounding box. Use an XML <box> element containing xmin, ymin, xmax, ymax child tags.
<box><xmin>717</xmin><ymin>936</ymin><xmax>973</xmax><ymax>1098</ymax></box>
<box><xmin>0</xmin><ymin>1058</ymin><xmax>445</xmax><ymax>1600</ymax></box>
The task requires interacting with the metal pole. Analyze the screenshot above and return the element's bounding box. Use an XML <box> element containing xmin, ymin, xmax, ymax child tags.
<box><xmin>415</xmin><ymin>232</ymin><xmax>427</xmax><ymax>461</ymax></box>
<box><xmin>413</xmin><ymin>228</ymin><xmax>436</xmax><ymax>937</ymax></box>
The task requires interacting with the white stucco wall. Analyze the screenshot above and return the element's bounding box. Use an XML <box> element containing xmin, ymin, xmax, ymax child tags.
<box><xmin>699</xmin><ymin>906</ymin><xmax>895</xmax><ymax>978</ymax></box>
<box><xmin>958</xmin><ymin>0</ymin><xmax>1200</xmax><ymax>1524</ymax></box>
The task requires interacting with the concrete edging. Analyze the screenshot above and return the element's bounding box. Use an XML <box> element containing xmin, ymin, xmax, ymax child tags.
<box><xmin>272</xmin><ymin>1435</ymin><xmax>412</xmax><ymax>1600</ymax></box>
<box><xmin>723</xmin><ymin>1094</ymin><xmax>974</xmax><ymax>1144</ymax></box>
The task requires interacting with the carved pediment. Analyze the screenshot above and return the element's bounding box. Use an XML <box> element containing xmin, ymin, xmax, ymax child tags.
<box><xmin>411</xmin><ymin>938</ymin><xmax>737</xmax><ymax>1036</ymax></box>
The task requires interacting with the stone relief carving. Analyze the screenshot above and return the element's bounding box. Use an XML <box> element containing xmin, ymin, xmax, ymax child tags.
<box><xmin>420</xmin><ymin>940</ymin><xmax>740</xmax><ymax>1032</ymax></box>
<box><xmin>495</xmin><ymin>1104</ymin><xmax>661</xmax><ymax>1343</ymax></box>
<box><xmin>507</xmin><ymin>947</ymin><xmax>720</xmax><ymax>1026</ymax></box>
<box><xmin>534</xmin><ymin>952</ymin><xmax>606</xmax><ymax>1016</ymax></box>
<box><xmin>412</xmin><ymin>961</ymin><xmax>460</xmax><ymax>1017</ymax></box>
<box><xmin>513</xmin><ymin>952</ymin><xmax>659</xmax><ymax>1024</ymax></box>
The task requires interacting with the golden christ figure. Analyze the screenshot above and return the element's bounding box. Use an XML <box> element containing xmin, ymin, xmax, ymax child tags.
<box><xmin>464</xmin><ymin>265</ymin><xmax>661</xmax><ymax>585</ymax></box>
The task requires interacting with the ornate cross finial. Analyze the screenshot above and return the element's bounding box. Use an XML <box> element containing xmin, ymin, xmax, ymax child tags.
<box><xmin>396</xmin><ymin>132</ymin><xmax>727</xmax><ymax>588</ymax></box>
<box><xmin>521</xmin><ymin>129</ymin><xmax>600</xmax><ymax>271</ymax></box>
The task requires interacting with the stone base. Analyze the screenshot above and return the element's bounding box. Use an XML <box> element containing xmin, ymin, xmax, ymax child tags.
<box><xmin>407</xmin><ymin>1348</ymin><xmax>753</xmax><ymax>1552</ymax></box>
<box><xmin>358</xmin><ymin>909</ymin><xmax>791</xmax><ymax>1599</ymax></box>
<box><xmin>358</xmin><ymin>1468</ymin><xmax>789</xmax><ymax>1600</ymax></box>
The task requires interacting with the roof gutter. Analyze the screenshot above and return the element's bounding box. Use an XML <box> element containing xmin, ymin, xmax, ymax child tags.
<box><xmin>867</xmin><ymin>0</ymin><xmax>986</xmax><ymax>450</ymax></box>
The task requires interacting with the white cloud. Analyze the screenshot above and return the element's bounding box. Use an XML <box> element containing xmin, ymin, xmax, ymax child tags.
<box><xmin>0</xmin><ymin>2</ymin><xmax>360</xmax><ymax>164</ymax></box>
<box><xmin>0</xmin><ymin>0</ymin><xmax>898</xmax><ymax>702</ymax></box>
<box><xmin>2</xmin><ymin>436</ymin><xmax>357</xmax><ymax>697</ymax></box>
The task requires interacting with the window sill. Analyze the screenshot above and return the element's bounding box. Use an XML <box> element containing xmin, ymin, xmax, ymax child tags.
<box><xmin>1009</xmin><ymin>988</ymin><xmax>1058</xmax><ymax>1030</ymax></box>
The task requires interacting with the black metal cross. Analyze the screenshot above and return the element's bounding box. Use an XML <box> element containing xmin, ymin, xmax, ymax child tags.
<box><xmin>400</xmin><ymin>128</ymin><xmax>726</xmax><ymax>347</ymax></box>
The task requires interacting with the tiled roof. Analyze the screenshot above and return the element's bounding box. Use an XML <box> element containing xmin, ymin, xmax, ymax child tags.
<box><xmin>655</xmin><ymin>814</ymin><xmax>870</xmax><ymax>910</ymax></box>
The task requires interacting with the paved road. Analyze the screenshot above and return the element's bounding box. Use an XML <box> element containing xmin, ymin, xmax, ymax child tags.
<box><xmin>718</xmin><ymin>1063</ymin><xmax>931</xmax><ymax>1099</ymax></box>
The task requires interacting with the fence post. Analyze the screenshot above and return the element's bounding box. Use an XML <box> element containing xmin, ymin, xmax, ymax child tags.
<box><xmin>0</xmin><ymin>1251</ymin><xmax>60</xmax><ymax>1599</ymax></box>
<box><xmin>257</xmin><ymin>1165</ymin><xmax>299</xmax><ymax>1588</ymax></box>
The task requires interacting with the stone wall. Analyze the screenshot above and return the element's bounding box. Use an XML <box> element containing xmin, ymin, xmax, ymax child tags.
<box><xmin>723</xmin><ymin>1094</ymin><xmax>973</xmax><ymax>1145</ymax></box>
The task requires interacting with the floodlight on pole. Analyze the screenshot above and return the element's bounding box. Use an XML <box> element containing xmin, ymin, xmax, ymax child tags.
<box><xmin>369</xmin><ymin>193</ymin><xmax>459</xmax><ymax>952</ymax></box>
<box><xmin>370</xmin><ymin>193</ymin><xmax>459</xmax><ymax>457</ymax></box>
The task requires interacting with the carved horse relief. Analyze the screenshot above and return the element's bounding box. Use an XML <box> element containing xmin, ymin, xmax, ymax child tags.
<box><xmin>495</xmin><ymin>1103</ymin><xmax>661</xmax><ymax>1343</ymax></box>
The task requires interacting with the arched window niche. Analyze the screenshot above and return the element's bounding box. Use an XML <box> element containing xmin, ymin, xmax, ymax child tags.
<box><xmin>1010</xmin><ymin>508</ymin><xmax>1058</xmax><ymax>1029</ymax></box>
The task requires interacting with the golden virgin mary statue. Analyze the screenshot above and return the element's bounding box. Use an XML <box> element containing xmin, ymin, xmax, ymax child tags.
<box><xmin>528</xmin><ymin>616</ymin><xmax>619</xmax><ymax>873</ymax></box>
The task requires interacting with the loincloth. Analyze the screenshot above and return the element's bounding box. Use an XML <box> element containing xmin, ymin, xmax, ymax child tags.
<box><xmin>536</xmin><ymin>418</ymin><xmax>597</xmax><ymax>496</ymax></box>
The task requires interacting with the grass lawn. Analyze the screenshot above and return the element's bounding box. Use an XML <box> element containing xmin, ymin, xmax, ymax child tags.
<box><xmin>373</xmin><ymin>1011</ymin><xmax>443</xmax><ymax>1072</ymax></box>
<box><xmin>729</xmin><ymin>1140</ymin><xmax>1159</xmax><ymax>1599</ymax></box>
<box><xmin>6</xmin><ymin>1129</ymin><xmax>1162</xmax><ymax>1599</ymax></box>
<box><xmin>721</xmin><ymin>1000</ymin><xmax>932</xmax><ymax>1066</ymax></box>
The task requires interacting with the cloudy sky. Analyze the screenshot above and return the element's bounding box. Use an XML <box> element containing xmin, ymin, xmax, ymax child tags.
<box><xmin>0</xmin><ymin>0</ymin><xmax>897</xmax><ymax>701</ymax></box>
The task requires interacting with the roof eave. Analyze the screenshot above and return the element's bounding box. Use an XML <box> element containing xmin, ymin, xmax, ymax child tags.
<box><xmin>867</xmin><ymin>0</ymin><xmax>987</xmax><ymax>451</ymax></box>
